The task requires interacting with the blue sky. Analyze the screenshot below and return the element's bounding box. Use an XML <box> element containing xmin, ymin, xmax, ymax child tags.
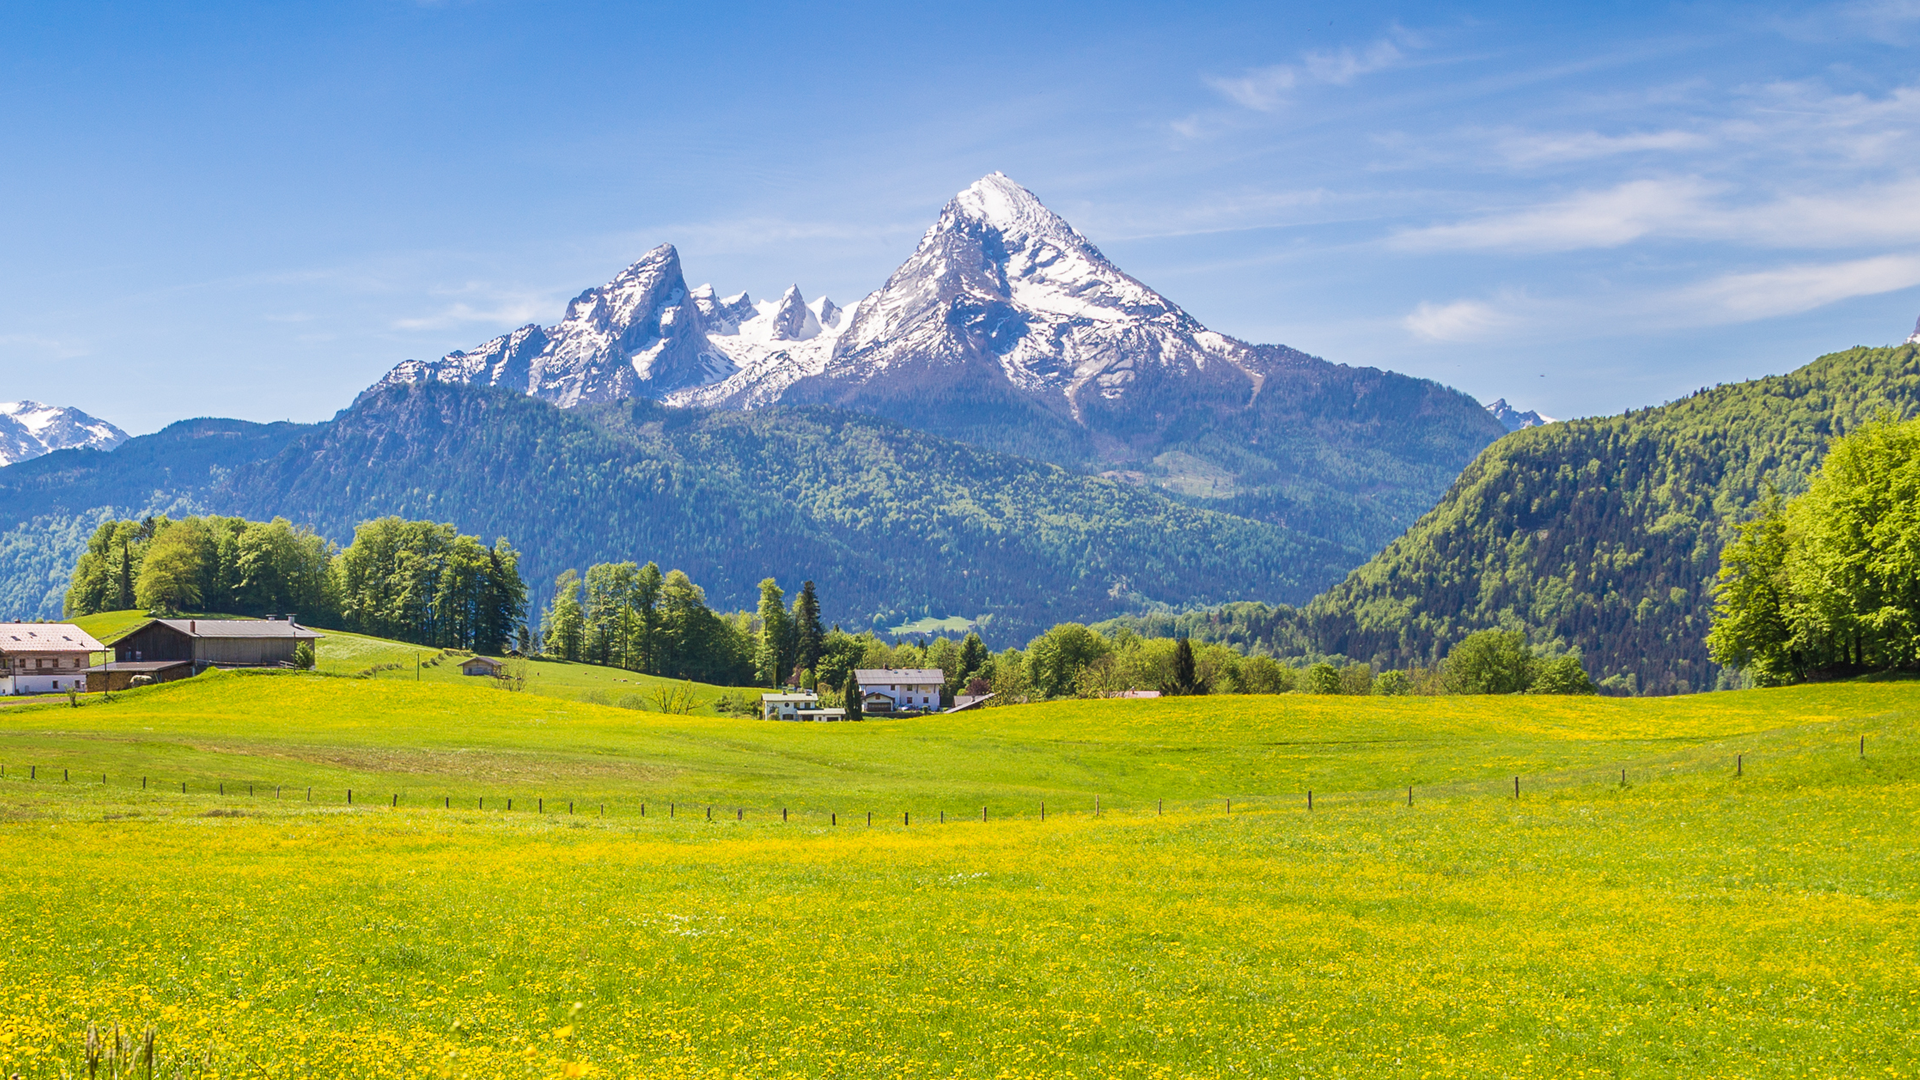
<box><xmin>5</xmin><ymin>1</ymin><xmax>1920</xmax><ymax>433</ymax></box>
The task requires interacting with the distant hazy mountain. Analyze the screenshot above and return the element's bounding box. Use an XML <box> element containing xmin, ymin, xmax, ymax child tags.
<box><xmin>0</xmin><ymin>402</ymin><xmax>126</xmax><ymax>467</ymax></box>
<box><xmin>373</xmin><ymin>173</ymin><xmax>1504</xmax><ymax>559</ymax></box>
<box><xmin>1484</xmin><ymin>398</ymin><xmax>1554</xmax><ymax>432</ymax></box>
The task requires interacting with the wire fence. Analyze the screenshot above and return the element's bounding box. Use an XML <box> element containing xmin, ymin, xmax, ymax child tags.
<box><xmin>0</xmin><ymin>724</ymin><xmax>1896</xmax><ymax>829</ymax></box>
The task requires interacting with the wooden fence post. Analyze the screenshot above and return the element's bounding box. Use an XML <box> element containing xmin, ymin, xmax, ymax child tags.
<box><xmin>1307</xmin><ymin>790</ymin><xmax>1312</xmax><ymax>811</ymax></box>
<box><xmin>1408</xmin><ymin>786</ymin><xmax>1413</xmax><ymax>807</ymax></box>
<box><xmin>1513</xmin><ymin>776</ymin><xmax>1519</xmax><ymax>799</ymax></box>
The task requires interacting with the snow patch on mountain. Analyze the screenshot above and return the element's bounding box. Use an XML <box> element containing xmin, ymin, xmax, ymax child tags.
<box><xmin>0</xmin><ymin>402</ymin><xmax>128</xmax><ymax>466</ymax></box>
<box><xmin>667</xmin><ymin>287</ymin><xmax>855</xmax><ymax>409</ymax></box>
<box><xmin>370</xmin><ymin>172</ymin><xmax>1313</xmax><ymax>429</ymax></box>
<box><xmin>1486</xmin><ymin>398</ymin><xmax>1555</xmax><ymax>431</ymax></box>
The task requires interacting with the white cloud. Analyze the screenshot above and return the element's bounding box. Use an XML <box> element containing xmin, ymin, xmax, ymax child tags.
<box><xmin>1403</xmin><ymin>297</ymin><xmax>1526</xmax><ymax>342</ymax></box>
<box><xmin>393</xmin><ymin>295</ymin><xmax>553</xmax><ymax>332</ymax></box>
<box><xmin>1395</xmin><ymin>174</ymin><xmax>1920</xmax><ymax>253</ymax></box>
<box><xmin>1205</xmin><ymin>32</ymin><xmax>1411</xmax><ymax>112</ymax></box>
<box><xmin>1206</xmin><ymin>66</ymin><xmax>1298</xmax><ymax>112</ymax></box>
<box><xmin>1392</xmin><ymin>178</ymin><xmax>1718</xmax><ymax>252</ymax></box>
<box><xmin>1677</xmin><ymin>252</ymin><xmax>1920</xmax><ymax>320</ymax></box>
<box><xmin>1495</xmin><ymin>129</ymin><xmax>1710</xmax><ymax>165</ymax></box>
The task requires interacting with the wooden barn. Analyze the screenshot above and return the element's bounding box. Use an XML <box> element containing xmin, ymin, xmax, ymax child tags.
<box><xmin>111</xmin><ymin>617</ymin><xmax>322</xmax><ymax>669</ymax></box>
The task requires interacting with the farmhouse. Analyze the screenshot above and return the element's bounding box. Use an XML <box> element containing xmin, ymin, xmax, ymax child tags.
<box><xmin>0</xmin><ymin>623</ymin><xmax>106</xmax><ymax>695</ymax></box>
<box><xmin>760</xmin><ymin>692</ymin><xmax>850</xmax><ymax>721</ymax></box>
<box><xmin>105</xmin><ymin>617</ymin><xmax>322</xmax><ymax>673</ymax></box>
<box><xmin>855</xmin><ymin>668</ymin><xmax>945</xmax><ymax>714</ymax></box>
<box><xmin>461</xmin><ymin>656</ymin><xmax>504</xmax><ymax>677</ymax></box>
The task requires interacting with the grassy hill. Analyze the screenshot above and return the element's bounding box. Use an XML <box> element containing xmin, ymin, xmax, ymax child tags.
<box><xmin>0</xmin><ymin>675</ymin><xmax>1915</xmax><ymax>1075</ymax></box>
<box><xmin>68</xmin><ymin>610</ymin><xmax>749</xmax><ymax>712</ymax></box>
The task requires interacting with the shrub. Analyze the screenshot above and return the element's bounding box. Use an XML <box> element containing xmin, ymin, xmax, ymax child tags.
<box><xmin>1529</xmin><ymin>655</ymin><xmax>1597</xmax><ymax>695</ymax></box>
<box><xmin>1303</xmin><ymin>662</ymin><xmax>1341</xmax><ymax>694</ymax></box>
<box><xmin>1372</xmin><ymin>669</ymin><xmax>1412</xmax><ymax>695</ymax></box>
<box><xmin>1443</xmin><ymin>630</ymin><xmax>1535</xmax><ymax>694</ymax></box>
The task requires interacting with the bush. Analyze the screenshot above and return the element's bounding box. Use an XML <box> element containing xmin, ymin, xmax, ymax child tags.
<box><xmin>1443</xmin><ymin>630</ymin><xmax>1534</xmax><ymax>694</ymax></box>
<box><xmin>1303</xmin><ymin>662</ymin><xmax>1341</xmax><ymax>694</ymax></box>
<box><xmin>1529</xmin><ymin>655</ymin><xmax>1597</xmax><ymax>695</ymax></box>
<box><xmin>1372</xmin><ymin>669</ymin><xmax>1412</xmax><ymax>696</ymax></box>
<box><xmin>1338</xmin><ymin>663</ymin><xmax>1373</xmax><ymax>696</ymax></box>
<box><xmin>1238</xmin><ymin>656</ymin><xmax>1295</xmax><ymax>694</ymax></box>
<box><xmin>294</xmin><ymin>642</ymin><xmax>314</xmax><ymax>671</ymax></box>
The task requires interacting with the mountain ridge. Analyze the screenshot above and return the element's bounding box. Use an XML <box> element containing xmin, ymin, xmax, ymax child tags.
<box><xmin>372</xmin><ymin>173</ymin><xmax>1506</xmax><ymax>557</ymax></box>
<box><xmin>0</xmin><ymin>401</ymin><xmax>127</xmax><ymax>467</ymax></box>
<box><xmin>0</xmin><ymin>383</ymin><xmax>1355</xmax><ymax>640</ymax></box>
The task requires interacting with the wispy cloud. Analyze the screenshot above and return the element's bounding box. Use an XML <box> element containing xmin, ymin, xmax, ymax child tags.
<box><xmin>1205</xmin><ymin>31</ymin><xmax>1414</xmax><ymax>112</ymax></box>
<box><xmin>1494</xmin><ymin>128</ymin><xmax>1710</xmax><ymax>165</ymax></box>
<box><xmin>1678</xmin><ymin>252</ymin><xmax>1920</xmax><ymax>320</ymax></box>
<box><xmin>1393</xmin><ymin>177</ymin><xmax>1718</xmax><ymax>252</ymax></box>
<box><xmin>1394</xmin><ymin>175</ymin><xmax>1920</xmax><ymax>253</ymax></box>
<box><xmin>392</xmin><ymin>291</ymin><xmax>555</xmax><ymax>332</ymax></box>
<box><xmin>1403</xmin><ymin>297</ymin><xmax>1528</xmax><ymax>342</ymax></box>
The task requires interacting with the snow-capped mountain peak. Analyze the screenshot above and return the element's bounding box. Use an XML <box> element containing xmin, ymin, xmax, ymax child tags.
<box><xmin>1905</xmin><ymin>314</ymin><xmax>1920</xmax><ymax>345</ymax></box>
<box><xmin>368</xmin><ymin>173</ymin><xmax>1307</xmax><ymax>438</ymax></box>
<box><xmin>0</xmin><ymin>401</ymin><xmax>129</xmax><ymax>466</ymax></box>
<box><xmin>1486</xmin><ymin>398</ymin><xmax>1555</xmax><ymax>432</ymax></box>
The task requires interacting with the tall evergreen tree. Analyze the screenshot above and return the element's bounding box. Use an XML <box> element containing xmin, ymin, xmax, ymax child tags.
<box><xmin>754</xmin><ymin>578</ymin><xmax>792</xmax><ymax>686</ymax></box>
<box><xmin>542</xmin><ymin>569</ymin><xmax>585</xmax><ymax>661</ymax></box>
<box><xmin>793</xmin><ymin>580</ymin><xmax>825</xmax><ymax>674</ymax></box>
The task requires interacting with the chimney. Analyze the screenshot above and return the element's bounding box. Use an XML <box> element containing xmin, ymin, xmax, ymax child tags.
<box><xmin>287</xmin><ymin>614</ymin><xmax>298</xmax><ymax>628</ymax></box>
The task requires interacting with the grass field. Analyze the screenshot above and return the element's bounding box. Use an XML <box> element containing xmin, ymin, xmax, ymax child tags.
<box><xmin>1</xmin><ymin>675</ymin><xmax>1916</xmax><ymax>1077</ymax></box>
<box><xmin>68</xmin><ymin>610</ymin><xmax>748</xmax><ymax>713</ymax></box>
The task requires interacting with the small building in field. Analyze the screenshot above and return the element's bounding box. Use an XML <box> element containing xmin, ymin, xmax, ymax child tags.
<box><xmin>85</xmin><ymin>659</ymin><xmax>197</xmax><ymax>693</ymax></box>
<box><xmin>761</xmin><ymin>692</ymin><xmax>818</xmax><ymax>721</ymax></box>
<box><xmin>110</xmin><ymin>617</ymin><xmax>322</xmax><ymax>670</ymax></box>
<box><xmin>461</xmin><ymin>656</ymin><xmax>504</xmax><ymax>677</ymax></box>
<box><xmin>0</xmin><ymin>623</ymin><xmax>106</xmax><ymax>695</ymax></box>
<box><xmin>855</xmin><ymin>668</ymin><xmax>946</xmax><ymax>714</ymax></box>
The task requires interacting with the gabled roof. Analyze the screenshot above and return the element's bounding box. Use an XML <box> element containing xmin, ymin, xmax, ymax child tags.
<box><xmin>853</xmin><ymin>668</ymin><xmax>944</xmax><ymax>683</ymax></box>
<box><xmin>149</xmin><ymin>619</ymin><xmax>322</xmax><ymax>640</ymax></box>
<box><xmin>0</xmin><ymin>623</ymin><xmax>106</xmax><ymax>651</ymax></box>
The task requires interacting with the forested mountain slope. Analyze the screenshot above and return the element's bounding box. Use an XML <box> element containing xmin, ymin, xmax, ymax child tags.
<box><xmin>1296</xmin><ymin>345</ymin><xmax>1920</xmax><ymax>693</ymax></box>
<box><xmin>0</xmin><ymin>383</ymin><xmax>1352</xmax><ymax>641</ymax></box>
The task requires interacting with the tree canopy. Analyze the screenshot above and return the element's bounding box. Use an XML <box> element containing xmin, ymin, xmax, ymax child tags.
<box><xmin>1708</xmin><ymin>416</ymin><xmax>1920</xmax><ymax>684</ymax></box>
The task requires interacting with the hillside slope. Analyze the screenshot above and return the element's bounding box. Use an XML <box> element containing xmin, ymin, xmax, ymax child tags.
<box><xmin>1297</xmin><ymin>345</ymin><xmax>1920</xmax><ymax>693</ymax></box>
<box><xmin>0</xmin><ymin>383</ymin><xmax>1352</xmax><ymax>641</ymax></box>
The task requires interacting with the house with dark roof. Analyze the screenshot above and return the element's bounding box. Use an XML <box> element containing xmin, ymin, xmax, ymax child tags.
<box><xmin>104</xmin><ymin>617</ymin><xmax>322</xmax><ymax>672</ymax></box>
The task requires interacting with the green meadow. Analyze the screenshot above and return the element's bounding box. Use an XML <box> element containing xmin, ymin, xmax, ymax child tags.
<box><xmin>69</xmin><ymin>610</ymin><xmax>745</xmax><ymax>712</ymax></box>
<box><xmin>1</xmin><ymin>673</ymin><xmax>1916</xmax><ymax>1077</ymax></box>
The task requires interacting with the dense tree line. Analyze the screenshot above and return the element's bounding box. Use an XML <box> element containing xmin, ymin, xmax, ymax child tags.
<box><xmin>1101</xmin><ymin>345</ymin><xmax>1920</xmax><ymax>695</ymax></box>
<box><xmin>65</xmin><ymin>514</ymin><xmax>527</xmax><ymax>653</ymax></box>
<box><xmin>1709</xmin><ymin>416</ymin><xmax>1920</xmax><ymax>683</ymax></box>
<box><xmin>0</xmin><ymin>381</ymin><xmax>1362</xmax><ymax>639</ymax></box>
<box><xmin>66</xmin><ymin>515</ymin><xmax>336</xmax><ymax>623</ymax></box>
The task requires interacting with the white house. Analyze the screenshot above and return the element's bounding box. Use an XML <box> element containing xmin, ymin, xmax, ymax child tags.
<box><xmin>761</xmin><ymin>692</ymin><xmax>818</xmax><ymax>721</ymax></box>
<box><xmin>854</xmin><ymin>668</ymin><xmax>945</xmax><ymax>714</ymax></box>
<box><xmin>1</xmin><ymin>623</ymin><xmax>106</xmax><ymax>696</ymax></box>
<box><xmin>759</xmin><ymin>691</ymin><xmax>850</xmax><ymax>721</ymax></box>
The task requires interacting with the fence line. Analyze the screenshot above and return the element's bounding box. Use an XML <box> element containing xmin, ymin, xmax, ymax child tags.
<box><xmin>0</xmin><ymin>728</ymin><xmax>1893</xmax><ymax>829</ymax></box>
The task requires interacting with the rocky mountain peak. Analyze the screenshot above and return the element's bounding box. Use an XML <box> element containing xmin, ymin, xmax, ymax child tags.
<box><xmin>0</xmin><ymin>401</ymin><xmax>129</xmax><ymax>467</ymax></box>
<box><xmin>767</xmin><ymin>285</ymin><xmax>821</xmax><ymax>342</ymax></box>
<box><xmin>1486</xmin><ymin>398</ymin><xmax>1554</xmax><ymax>432</ymax></box>
<box><xmin>1906</xmin><ymin>315</ymin><xmax>1920</xmax><ymax>345</ymax></box>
